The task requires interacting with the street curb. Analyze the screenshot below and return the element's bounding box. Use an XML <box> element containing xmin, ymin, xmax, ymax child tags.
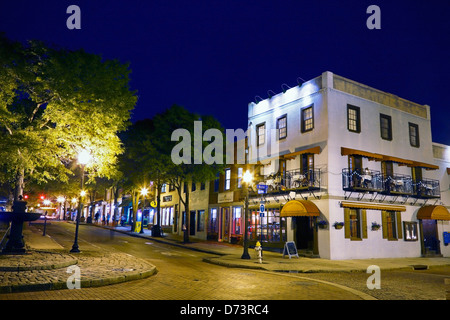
<box><xmin>0</xmin><ymin>265</ymin><xmax>158</xmax><ymax>294</ymax></box>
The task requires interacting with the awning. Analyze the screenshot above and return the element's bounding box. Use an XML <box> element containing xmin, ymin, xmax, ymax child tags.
<box><xmin>282</xmin><ymin>146</ymin><xmax>321</xmax><ymax>160</ymax></box>
<box><xmin>280</xmin><ymin>200</ymin><xmax>320</xmax><ymax>217</ymax></box>
<box><xmin>410</xmin><ymin>161</ymin><xmax>439</xmax><ymax>171</ymax></box>
<box><xmin>417</xmin><ymin>205</ymin><xmax>450</xmax><ymax>220</ymax></box>
<box><xmin>341</xmin><ymin>147</ymin><xmax>383</xmax><ymax>161</ymax></box>
<box><xmin>382</xmin><ymin>155</ymin><xmax>413</xmax><ymax>166</ymax></box>
<box><xmin>340</xmin><ymin>201</ymin><xmax>406</xmax><ymax>212</ymax></box>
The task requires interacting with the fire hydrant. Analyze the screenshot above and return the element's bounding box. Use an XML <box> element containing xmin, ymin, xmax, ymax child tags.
<box><xmin>255</xmin><ymin>241</ymin><xmax>263</xmax><ymax>263</ymax></box>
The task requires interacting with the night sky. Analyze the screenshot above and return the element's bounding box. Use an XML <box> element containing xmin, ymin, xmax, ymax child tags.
<box><xmin>1</xmin><ymin>0</ymin><xmax>449</xmax><ymax>145</ymax></box>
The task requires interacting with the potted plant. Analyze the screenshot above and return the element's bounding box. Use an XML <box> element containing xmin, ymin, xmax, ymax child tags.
<box><xmin>371</xmin><ymin>222</ymin><xmax>381</xmax><ymax>231</ymax></box>
<box><xmin>317</xmin><ymin>220</ymin><xmax>328</xmax><ymax>229</ymax></box>
<box><xmin>333</xmin><ymin>222</ymin><xmax>344</xmax><ymax>230</ymax></box>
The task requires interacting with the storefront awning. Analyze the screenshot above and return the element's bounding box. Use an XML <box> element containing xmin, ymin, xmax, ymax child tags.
<box><xmin>118</xmin><ymin>198</ymin><xmax>132</xmax><ymax>207</ymax></box>
<box><xmin>340</xmin><ymin>201</ymin><xmax>406</xmax><ymax>212</ymax></box>
<box><xmin>282</xmin><ymin>146</ymin><xmax>321</xmax><ymax>160</ymax></box>
<box><xmin>409</xmin><ymin>161</ymin><xmax>439</xmax><ymax>171</ymax></box>
<box><xmin>341</xmin><ymin>147</ymin><xmax>383</xmax><ymax>161</ymax></box>
<box><xmin>280</xmin><ymin>200</ymin><xmax>320</xmax><ymax>217</ymax></box>
<box><xmin>417</xmin><ymin>205</ymin><xmax>450</xmax><ymax>220</ymax></box>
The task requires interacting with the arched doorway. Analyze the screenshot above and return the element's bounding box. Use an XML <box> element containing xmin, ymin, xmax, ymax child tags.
<box><xmin>417</xmin><ymin>205</ymin><xmax>450</xmax><ymax>256</ymax></box>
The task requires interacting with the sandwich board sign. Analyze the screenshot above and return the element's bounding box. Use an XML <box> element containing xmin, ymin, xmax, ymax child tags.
<box><xmin>283</xmin><ymin>241</ymin><xmax>299</xmax><ymax>259</ymax></box>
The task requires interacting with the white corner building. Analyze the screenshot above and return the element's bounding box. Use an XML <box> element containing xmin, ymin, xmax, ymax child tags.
<box><xmin>247</xmin><ymin>71</ymin><xmax>450</xmax><ymax>260</ymax></box>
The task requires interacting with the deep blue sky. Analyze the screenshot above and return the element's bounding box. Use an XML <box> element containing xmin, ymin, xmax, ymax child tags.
<box><xmin>1</xmin><ymin>0</ymin><xmax>449</xmax><ymax>145</ymax></box>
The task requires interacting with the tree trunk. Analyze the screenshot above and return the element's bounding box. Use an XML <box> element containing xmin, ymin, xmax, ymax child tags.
<box><xmin>183</xmin><ymin>187</ymin><xmax>190</xmax><ymax>243</ymax></box>
<box><xmin>13</xmin><ymin>168</ymin><xmax>25</xmax><ymax>201</ymax></box>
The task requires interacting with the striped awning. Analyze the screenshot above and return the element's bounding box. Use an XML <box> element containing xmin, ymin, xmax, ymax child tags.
<box><xmin>282</xmin><ymin>146</ymin><xmax>321</xmax><ymax>160</ymax></box>
<box><xmin>340</xmin><ymin>201</ymin><xmax>406</xmax><ymax>212</ymax></box>
<box><xmin>417</xmin><ymin>205</ymin><xmax>450</xmax><ymax>220</ymax></box>
<box><xmin>341</xmin><ymin>147</ymin><xmax>383</xmax><ymax>161</ymax></box>
<box><xmin>280</xmin><ymin>200</ymin><xmax>320</xmax><ymax>217</ymax></box>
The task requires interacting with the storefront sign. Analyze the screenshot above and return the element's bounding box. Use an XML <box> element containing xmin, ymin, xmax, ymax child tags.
<box><xmin>218</xmin><ymin>191</ymin><xmax>234</xmax><ymax>203</ymax></box>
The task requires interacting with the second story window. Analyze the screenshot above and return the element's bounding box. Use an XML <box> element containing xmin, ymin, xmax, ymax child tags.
<box><xmin>225</xmin><ymin>168</ymin><xmax>231</xmax><ymax>190</ymax></box>
<box><xmin>277</xmin><ymin>115</ymin><xmax>287</xmax><ymax>139</ymax></box>
<box><xmin>380</xmin><ymin>114</ymin><xmax>392</xmax><ymax>140</ymax></box>
<box><xmin>301</xmin><ymin>106</ymin><xmax>314</xmax><ymax>132</ymax></box>
<box><xmin>347</xmin><ymin>105</ymin><xmax>361</xmax><ymax>133</ymax></box>
<box><xmin>409</xmin><ymin>122</ymin><xmax>419</xmax><ymax>147</ymax></box>
<box><xmin>237</xmin><ymin>167</ymin><xmax>243</xmax><ymax>188</ymax></box>
<box><xmin>256</xmin><ymin>123</ymin><xmax>265</xmax><ymax>146</ymax></box>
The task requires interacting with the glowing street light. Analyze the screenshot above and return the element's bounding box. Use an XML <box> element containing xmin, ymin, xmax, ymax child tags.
<box><xmin>139</xmin><ymin>187</ymin><xmax>149</xmax><ymax>234</ymax></box>
<box><xmin>71</xmin><ymin>149</ymin><xmax>91</xmax><ymax>253</ymax></box>
<box><xmin>241</xmin><ymin>170</ymin><xmax>253</xmax><ymax>260</ymax></box>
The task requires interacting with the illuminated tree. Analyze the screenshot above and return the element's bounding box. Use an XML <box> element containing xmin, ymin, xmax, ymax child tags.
<box><xmin>0</xmin><ymin>33</ymin><xmax>137</xmax><ymax>202</ymax></box>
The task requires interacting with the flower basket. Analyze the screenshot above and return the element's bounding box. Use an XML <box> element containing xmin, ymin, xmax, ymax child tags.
<box><xmin>371</xmin><ymin>222</ymin><xmax>381</xmax><ymax>231</ymax></box>
<box><xmin>333</xmin><ymin>222</ymin><xmax>344</xmax><ymax>230</ymax></box>
<box><xmin>317</xmin><ymin>220</ymin><xmax>328</xmax><ymax>229</ymax></box>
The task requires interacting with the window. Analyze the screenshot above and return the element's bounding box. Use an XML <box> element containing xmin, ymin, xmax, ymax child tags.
<box><xmin>224</xmin><ymin>168</ymin><xmax>231</xmax><ymax>190</ymax></box>
<box><xmin>209</xmin><ymin>208</ymin><xmax>218</xmax><ymax>233</ymax></box>
<box><xmin>214</xmin><ymin>173</ymin><xmax>220</xmax><ymax>192</ymax></box>
<box><xmin>381</xmin><ymin>211</ymin><xmax>402</xmax><ymax>240</ymax></box>
<box><xmin>161</xmin><ymin>183</ymin><xmax>167</xmax><ymax>193</ymax></box>
<box><xmin>256</xmin><ymin>123</ymin><xmax>265</xmax><ymax>146</ymax></box>
<box><xmin>380</xmin><ymin>114</ymin><xmax>392</xmax><ymax>140</ymax></box>
<box><xmin>409</xmin><ymin>122</ymin><xmax>419</xmax><ymax>147</ymax></box>
<box><xmin>232</xmin><ymin>207</ymin><xmax>242</xmax><ymax>235</ymax></box>
<box><xmin>277</xmin><ymin>115</ymin><xmax>287</xmax><ymax>139</ymax></box>
<box><xmin>197</xmin><ymin>210</ymin><xmax>205</xmax><ymax>231</ymax></box>
<box><xmin>301</xmin><ymin>106</ymin><xmax>314</xmax><ymax>132</ymax></box>
<box><xmin>200</xmin><ymin>182</ymin><xmax>205</xmax><ymax>190</ymax></box>
<box><xmin>403</xmin><ymin>221</ymin><xmax>418</xmax><ymax>241</ymax></box>
<box><xmin>169</xmin><ymin>184</ymin><xmax>175</xmax><ymax>192</ymax></box>
<box><xmin>344</xmin><ymin>208</ymin><xmax>367</xmax><ymax>240</ymax></box>
<box><xmin>237</xmin><ymin>167</ymin><xmax>243</xmax><ymax>188</ymax></box>
<box><xmin>347</xmin><ymin>105</ymin><xmax>361</xmax><ymax>133</ymax></box>
<box><xmin>191</xmin><ymin>182</ymin><xmax>196</xmax><ymax>192</ymax></box>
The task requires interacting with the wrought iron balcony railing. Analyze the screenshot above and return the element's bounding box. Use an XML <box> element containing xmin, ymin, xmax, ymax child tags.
<box><xmin>252</xmin><ymin>169</ymin><xmax>321</xmax><ymax>193</ymax></box>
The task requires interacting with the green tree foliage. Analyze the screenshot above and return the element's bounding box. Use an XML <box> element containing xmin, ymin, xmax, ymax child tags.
<box><xmin>0</xmin><ymin>33</ymin><xmax>137</xmax><ymax>201</ymax></box>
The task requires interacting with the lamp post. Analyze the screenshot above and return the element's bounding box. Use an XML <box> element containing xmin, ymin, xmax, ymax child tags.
<box><xmin>241</xmin><ymin>170</ymin><xmax>253</xmax><ymax>259</ymax></box>
<box><xmin>140</xmin><ymin>187</ymin><xmax>149</xmax><ymax>234</ymax></box>
<box><xmin>70</xmin><ymin>150</ymin><xmax>91</xmax><ymax>253</ymax></box>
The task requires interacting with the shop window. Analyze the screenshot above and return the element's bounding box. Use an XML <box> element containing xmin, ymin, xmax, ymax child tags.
<box><xmin>197</xmin><ymin>210</ymin><xmax>205</xmax><ymax>231</ymax></box>
<box><xmin>209</xmin><ymin>208</ymin><xmax>218</xmax><ymax>233</ymax></box>
<box><xmin>403</xmin><ymin>221</ymin><xmax>418</xmax><ymax>241</ymax></box>
<box><xmin>344</xmin><ymin>208</ymin><xmax>367</xmax><ymax>240</ymax></box>
<box><xmin>232</xmin><ymin>207</ymin><xmax>242</xmax><ymax>234</ymax></box>
<box><xmin>381</xmin><ymin>211</ymin><xmax>402</xmax><ymax>240</ymax></box>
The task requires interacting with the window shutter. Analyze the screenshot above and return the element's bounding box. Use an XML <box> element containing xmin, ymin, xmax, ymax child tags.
<box><xmin>344</xmin><ymin>208</ymin><xmax>350</xmax><ymax>239</ymax></box>
<box><xmin>381</xmin><ymin>211</ymin><xmax>388</xmax><ymax>239</ymax></box>
<box><xmin>362</xmin><ymin>209</ymin><xmax>367</xmax><ymax>239</ymax></box>
<box><xmin>396</xmin><ymin>212</ymin><xmax>403</xmax><ymax>239</ymax></box>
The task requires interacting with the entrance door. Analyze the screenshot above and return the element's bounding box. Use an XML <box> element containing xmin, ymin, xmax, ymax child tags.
<box><xmin>190</xmin><ymin>211</ymin><xmax>196</xmax><ymax>236</ymax></box>
<box><xmin>295</xmin><ymin>216</ymin><xmax>314</xmax><ymax>251</ymax></box>
<box><xmin>422</xmin><ymin>219</ymin><xmax>440</xmax><ymax>255</ymax></box>
<box><xmin>219</xmin><ymin>207</ymin><xmax>230</xmax><ymax>242</ymax></box>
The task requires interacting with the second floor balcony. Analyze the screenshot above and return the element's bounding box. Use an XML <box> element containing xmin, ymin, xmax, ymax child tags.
<box><xmin>342</xmin><ymin>168</ymin><xmax>440</xmax><ymax>199</ymax></box>
<box><xmin>252</xmin><ymin>169</ymin><xmax>321</xmax><ymax>195</ymax></box>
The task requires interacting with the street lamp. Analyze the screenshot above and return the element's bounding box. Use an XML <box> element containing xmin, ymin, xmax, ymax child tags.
<box><xmin>241</xmin><ymin>170</ymin><xmax>253</xmax><ymax>259</ymax></box>
<box><xmin>70</xmin><ymin>149</ymin><xmax>91</xmax><ymax>253</ymax></box>
<box><xmin>140</xmin><ymin>187</ymin><xmax>149</xmax><ymax>234</ymax></box>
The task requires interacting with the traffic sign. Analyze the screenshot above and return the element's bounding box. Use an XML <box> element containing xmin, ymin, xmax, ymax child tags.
<box><xmin>260</xmin><ymin>204</ymin><xmax>265</xmax><ymax>213</ymax></box>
